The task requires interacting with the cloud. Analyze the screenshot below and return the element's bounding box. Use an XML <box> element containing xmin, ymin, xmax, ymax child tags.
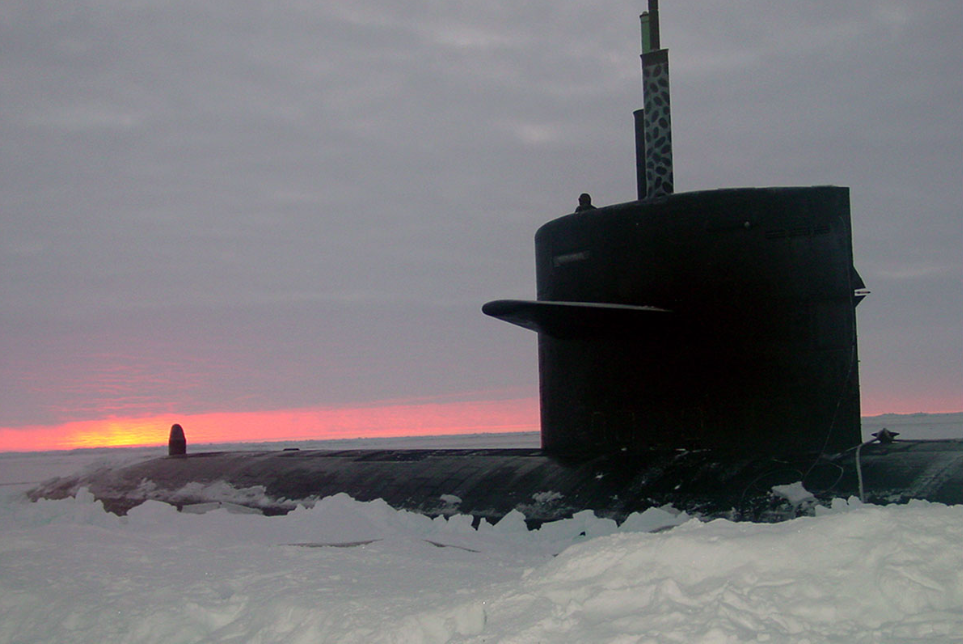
<box><xmin>1</xmin><ymin>1</ymin><xmax>960</xmax><ymax>434</ymax></box>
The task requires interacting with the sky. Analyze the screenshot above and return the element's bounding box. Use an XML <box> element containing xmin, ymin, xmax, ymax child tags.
<box><xmin>1</xmin><ymin>1</ymin><xmax>961</xmax><ymax>451</ymax></box>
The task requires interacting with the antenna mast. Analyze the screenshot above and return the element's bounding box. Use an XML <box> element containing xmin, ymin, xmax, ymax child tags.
<box><xmin>634</xmin><ymin>0</ymin><xmax>674</xmax><ymax>199</ymax></box>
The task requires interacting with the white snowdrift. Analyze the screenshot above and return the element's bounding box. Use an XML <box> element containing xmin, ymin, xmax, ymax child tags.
<box><xmin>2</xmin><ymin>483</ymin><xmax>960</xmax><ymax>644</ymax></box>
<box><xmin>475</xmin><ymin>500</ymin><xmax>963</xmax><ymax>643</ymax></box>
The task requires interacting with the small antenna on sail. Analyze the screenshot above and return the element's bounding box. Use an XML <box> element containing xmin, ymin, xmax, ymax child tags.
<box><xmin>634</xmin><ymin>0</ymin><xmax>674</xmax><ymax>200</ymax></box>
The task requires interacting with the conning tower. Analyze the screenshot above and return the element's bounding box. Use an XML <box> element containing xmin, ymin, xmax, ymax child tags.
<box><xmin>483</xmin><ymin>1</ymin><xmax>867</xmax><ymax>456</ymax></box>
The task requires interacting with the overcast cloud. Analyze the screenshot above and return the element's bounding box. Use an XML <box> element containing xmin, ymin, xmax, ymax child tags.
<box><xmin>1</xmin><ymin>1</ymin><xmax>960</xmax><ymax>430</ymax></box>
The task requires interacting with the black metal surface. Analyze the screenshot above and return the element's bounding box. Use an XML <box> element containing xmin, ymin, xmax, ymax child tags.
<box><xmin>481</xmin><ymin>300</ymin><xmax>671</xmax><ymax>336</ymax></box>
<box><xmin>28</xmin><ymin>440</ymin><xmax>962</xmax><ymax>524</ymax></box>
<box><xmin>486</xmin><ymin>187</ymin><xmax>864</xmax><ymax>456</ymax></box>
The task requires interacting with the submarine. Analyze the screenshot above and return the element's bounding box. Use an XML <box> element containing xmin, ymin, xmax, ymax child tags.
<box><xmin>30</xmin><ymin>3</ymin><xmax>963</xmax><ymax>524</ymax></box>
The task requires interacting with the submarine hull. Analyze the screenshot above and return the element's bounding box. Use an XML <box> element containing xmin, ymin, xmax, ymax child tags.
<box><xmin>30</xmin><ymin>440</ymin><xmax>963</xmax><ymax>524</ymax></box>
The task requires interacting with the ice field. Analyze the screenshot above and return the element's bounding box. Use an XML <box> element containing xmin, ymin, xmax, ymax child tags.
<box><xmin>1</xmin><ymin>413</ymin><xmax>961</xmax><ymax>643</ymax></box>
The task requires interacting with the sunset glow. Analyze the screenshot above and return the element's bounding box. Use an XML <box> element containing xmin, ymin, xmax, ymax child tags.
<box><xmin>0</xmin><ymin>398</ymin><xmax>540</xmax><ymax>453</ymax></box>
<box><xmin>1</xmin><ymin>394</ymin><xmax>959</xmax><ymax>454</ymax></box>
<box><xmin>858</xmin><ymin>377</ymin><xmax>962</xmax><ymax>417</ymax></box>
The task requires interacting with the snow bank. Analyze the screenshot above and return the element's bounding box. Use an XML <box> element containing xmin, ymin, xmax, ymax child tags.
<box><xmin>2</xmin><ymin>483</ymin><xmax>960</xmax><ymax>644</ymax></box>
<box><xmin>473</xmin><ymin>500</ymin><xmax>963</xmax><ymax>643</ymax></box>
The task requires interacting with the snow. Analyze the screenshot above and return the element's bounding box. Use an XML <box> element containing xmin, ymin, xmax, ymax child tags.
<box><xmin>861</xmin><ymin>412</ymin><xmax>963</xmax><ymax>441</ymax></box>
<box><xmin>771</xmin><ymin>481</ymin><xmax>816</xmax><ymax>508</ymax></box>
<box><xmin>2</xmin><ymin>420</ymin><xmax>962</xmax><ymax>643</ymax></box>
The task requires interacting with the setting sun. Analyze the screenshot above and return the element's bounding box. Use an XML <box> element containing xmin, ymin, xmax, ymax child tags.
<box><xmin>0</xmin><ymin>397</ymin><xmax>540</xmax><ymax>453</ymax></box>
<box><xmin>68</xmin><ymin>418</ymin><xmax>165</xmax><ymax>449</ymax></box>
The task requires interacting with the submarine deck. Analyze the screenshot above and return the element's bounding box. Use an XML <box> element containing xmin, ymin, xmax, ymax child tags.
<box><xmin>29</xmin><ymin>440</ymin><xmax>963</xmax><ymax>525</ymax></box>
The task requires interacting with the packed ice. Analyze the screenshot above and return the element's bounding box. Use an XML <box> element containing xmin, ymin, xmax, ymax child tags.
<box><xmin>1</xmin><ymin>420</ymin><xmax>961</xmax><ymax>643</ymax></box>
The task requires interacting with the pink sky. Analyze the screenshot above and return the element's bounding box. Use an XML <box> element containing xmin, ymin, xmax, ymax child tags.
<box><xmin>0</xmin><ymin>398</ymin><xmax>540</xmax><ymax>452</ymax></box>
<box><xmin>2</xmin><ymin>389</ymin><xmax>961</xmax><ymax>453</ymax></box>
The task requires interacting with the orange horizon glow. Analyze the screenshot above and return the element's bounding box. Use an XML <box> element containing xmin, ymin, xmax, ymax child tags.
<box><xmin>0</xmin><ymin>397</ymin><xmax>541</xmax><ymax>453</ymax></box>
<box><xmin>1</xmin><ymin>394</ymin><xmax>959</xmax><ymax>454</ymax></box>
<box><xmin>859</xmin><ymin>395</ymin><xmax>963</xmax><ymax>418</ymax></box>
